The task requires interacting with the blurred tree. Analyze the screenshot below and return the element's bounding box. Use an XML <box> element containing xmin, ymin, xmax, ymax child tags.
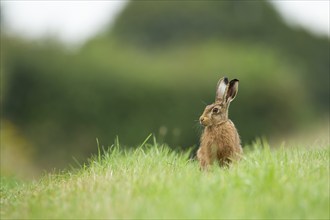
<box><xmin>111</xmin><ymin>0</ymin><xmax>329</xmax><ymax>113</ymax></box>
<box><xmin>112</xmin><ymin>1</ymin><xmax>287</xmax><ymax>45</ymax></box>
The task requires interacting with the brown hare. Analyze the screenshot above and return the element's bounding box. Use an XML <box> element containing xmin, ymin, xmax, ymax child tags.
<box><xmin>197</xmin><ymin>77</ymin><xmax>242</xmax><ymax>169</ymax></box>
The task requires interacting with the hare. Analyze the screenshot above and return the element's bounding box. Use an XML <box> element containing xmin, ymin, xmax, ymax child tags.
<box><xmin>197</xmin><ymin>77</ymin><xmax>242</xmax><ymax>169</ymax></box>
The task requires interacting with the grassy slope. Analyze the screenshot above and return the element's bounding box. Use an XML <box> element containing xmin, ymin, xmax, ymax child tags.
<box><xmin>1</xmin><ymin>139</ymin><xmax>329</xmax><ymax>219</ymax></box>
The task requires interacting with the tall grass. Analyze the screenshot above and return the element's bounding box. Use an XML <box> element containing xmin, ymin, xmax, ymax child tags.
<box><xmin>1</xmin><ymin>138</ymin><xmax>329</xmax><ymax>219</ymax></box>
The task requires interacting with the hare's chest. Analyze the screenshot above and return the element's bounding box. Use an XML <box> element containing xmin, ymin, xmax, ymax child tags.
<box><xmin>211</xmin><ymin>128</ymin><xmax>235</xmax><ymax>151</ymax></box>
<box><xmin>208</xmin><ymin>140</ymin><xmax>229</xmax><ymax>161</ymax></box>
<box><xmin>210</xmin><ymin>143</ymin><xmax>218</xmax><ymax>155</ymax></box>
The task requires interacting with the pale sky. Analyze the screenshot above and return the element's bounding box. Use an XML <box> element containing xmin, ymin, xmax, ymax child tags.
<box><xmin>1</xmin><ymin>0</ymin><xmax>329</xmax><ymax>47</ymax></box>
<box><xmin>1</xmin><ymin>0</ymin><xmax>128</xmax><ymax>46</ymax></box>
<box><xmin>271</xmin><ymin>0</ymin><xmax>329</xmax><ymax>37</ymax></box>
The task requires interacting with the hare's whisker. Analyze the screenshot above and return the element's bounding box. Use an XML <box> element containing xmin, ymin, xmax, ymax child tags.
<box><xmin>200</xmin><ymin>100</ymin><xmax>208</xmax><ymax>106</ymax></box>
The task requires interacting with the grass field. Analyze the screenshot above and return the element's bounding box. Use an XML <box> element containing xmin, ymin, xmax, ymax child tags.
<box><xmin>1</xmin><ymin>137</ymin><xmax>329</xmax><ymax>219</ymax></box>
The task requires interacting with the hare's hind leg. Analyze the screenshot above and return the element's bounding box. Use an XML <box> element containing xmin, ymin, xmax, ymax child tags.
<box><xmin>218</xmin><ymin>158</ymin><xmax>232</xmax><ymax>168</ymax></box>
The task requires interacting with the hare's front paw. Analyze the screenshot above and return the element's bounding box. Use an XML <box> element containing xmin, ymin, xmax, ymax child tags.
<box><xmin>197</xmin><ymin>148</ymin><xmax>209</xmax><ymax>170</ymax></box>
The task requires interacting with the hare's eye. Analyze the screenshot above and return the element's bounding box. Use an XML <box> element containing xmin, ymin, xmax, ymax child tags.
<box><xmin>212</xmin><ymin>108</ymin><xmax>219</xmax><ymax>114</ymax></box>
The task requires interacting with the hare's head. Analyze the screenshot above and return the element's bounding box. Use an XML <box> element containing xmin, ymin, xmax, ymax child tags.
<box><xmin>199</xmin><ymin>77</ymin><xmax>239</xmax><ymax>127</ymax></box>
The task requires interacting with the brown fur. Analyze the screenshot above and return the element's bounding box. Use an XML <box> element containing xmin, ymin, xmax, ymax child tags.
<box><xmin>197</xmin><ymin>77</ymin><xmax>242</xmax><ymax>169</ymax></box>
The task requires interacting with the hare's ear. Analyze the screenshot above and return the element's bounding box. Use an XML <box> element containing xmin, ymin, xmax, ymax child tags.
<box><xmin>216</xmin><ymin>77</ymin><xmax>229</xmax><ymax>102</ymax></box>
<box><xmin>226</xmin><ymin>79</ymin><xmax>239</xmax><ymax>102</ymax></box>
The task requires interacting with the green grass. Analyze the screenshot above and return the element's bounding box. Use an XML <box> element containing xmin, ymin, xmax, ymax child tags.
<box><xmin>1</xmin><ymin>138</ymin><xmax>329</xmax><ymax>219</ymax></box>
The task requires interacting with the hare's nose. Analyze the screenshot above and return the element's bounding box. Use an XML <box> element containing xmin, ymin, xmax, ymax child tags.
<box><xmin>199</xmin><ymin>116</ymin><xmax>206</xmax><ymax>124</ymax></box>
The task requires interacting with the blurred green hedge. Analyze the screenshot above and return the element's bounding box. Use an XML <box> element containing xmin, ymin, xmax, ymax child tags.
<box><xmin>1</xmin><ymin>1</ymin><xmax>329</xmax><ymax>169</ymax></box>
